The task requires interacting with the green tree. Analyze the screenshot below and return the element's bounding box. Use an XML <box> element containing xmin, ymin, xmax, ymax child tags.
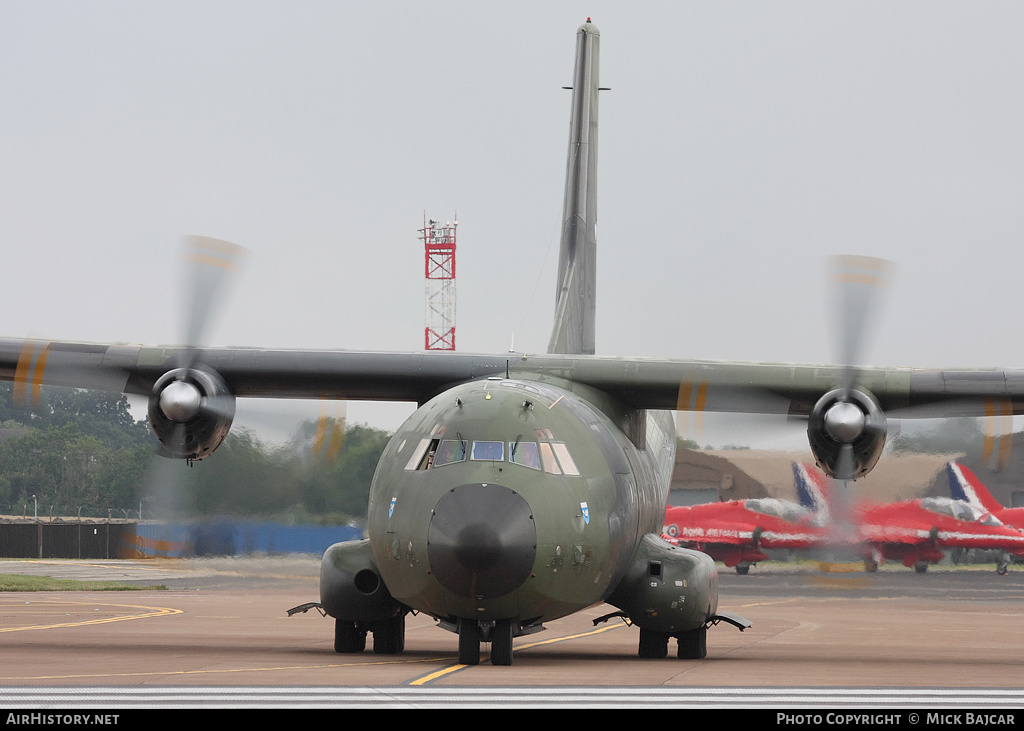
<box><xmin>676</xmin><ymin>436</ymin><xmax>700</xmax><ymax>451</ymax></box>
<box><xmin>0</xmin><ymin>382</ymin><xmax>396</xmax><ymax>522</ymax></box>
<box><xmin>0</xmin><ymin>423</ymin><xmax>106</xmax><ymax>515</ymax></box>
<box><xmin>297</xmin><ymin>423</ymin><xmax>391</xmax><ymax>520</ymax></box>
<box><xmin>173</xmin><ymin>429</ymin><xmax>299</xmax><ymax>517</ymax></box>
<box><xmin>93</xmin><ymin>444</ymin><xmax>152</xmax><ymax>516</ymax></box>
<box><xmin>0</xmin><ymin>383</ymin><xmax>149</xmax><ymax>450</ymax></box>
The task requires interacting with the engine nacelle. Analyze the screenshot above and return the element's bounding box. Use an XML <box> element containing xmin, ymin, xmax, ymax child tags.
<box><xmin>320</xmin><ymin>539</ymin><xmax>404</xmax><ymax>623</ymax></box>
<box><xmin>807</xmin><ymin>387</ymin><xmax>886</xmax><ymax>480</ymax></box>
<box><xmin>147</xmin><ymin>367</ymin><xmax>235</xmax><ymax>460</ymax></box>
<box><xmin>607</xmin><ymin>534</ymin><xmax>718</xmax><ymax>634</ymax></box>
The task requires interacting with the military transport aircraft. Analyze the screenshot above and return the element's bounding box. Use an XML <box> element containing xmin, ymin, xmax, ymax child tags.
<box><xmin>795</xmin><ymin>462</ymin><xmax>1024</xmax><ymax>573</ymax></box>
<box><xmin>4</xmin><ymin>19</ymin><xmax>1024</xmax><ymax>666</ymax></box>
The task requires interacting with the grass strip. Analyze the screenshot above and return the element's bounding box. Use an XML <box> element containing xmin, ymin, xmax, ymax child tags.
<box><xmin>0</xmin><ymin>574</ymin><xmax>166</xmax><ymax>591</ymax></box>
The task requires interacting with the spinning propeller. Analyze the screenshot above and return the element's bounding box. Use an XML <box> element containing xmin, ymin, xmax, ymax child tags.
<box><xmin>147</xmin><ymin>236</ymin><xmax>247</xmax><ymax>462</ymax></box>
<box><xmin>143</xmin><ymin>237</ymin><xmax>352</xmax><ymax>521</ymax></box>
<box><xmin>141</xmin><ymin>236</ymin><xmax>248</xmax><ymax>520</ymax></box>
<box><xmin>675</xmin><ymin>255</ymin><xmax>895</xmax><ymax>482</ymax></box>
<box><xmin>809</xmin><ymin>255</ymin><xmax>893</xmax><ymax>481</ymax></box>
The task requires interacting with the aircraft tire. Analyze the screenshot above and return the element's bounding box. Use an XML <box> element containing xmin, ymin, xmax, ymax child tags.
<box><xmin>997</xmin><ymin>563</ymin><xmax>1009</xmax><ymax>576</ymax></box>
<box><xmin>334</xmin><ymin>620</ymin><xmax>367</xmax><ymax>653</ymax></box>
<box><xmin>638</xmin><ymin>628</ymin><xmax>669</xmax><ymax>659</ymax></box>
<box><xmin>458</xmin><ymin>619</ymin><xmax>480</xmax><ymax>666</ymax></box>
<box><xmin>491</xmin><ymin>618</ymin><xmax>514</xmax><ymax>666</ymax></box>
<box><xmin>735</xmin><ymin>564</ymin><xmax>750</xmax><ymax>575</ymax></box>
<box><xmin>372</xmin><ymin>613</ymin><xmax>405</xmax><ymax>654</ymax></box>
<box><xmin>676</xmin><ymin>626</ymin><xmax>707</xmax><ymax>660</ymax></box>
<box><xmin>914</xmin><ymin>562</ymin><xmax>928</xmax><ymax>574</ymax></box>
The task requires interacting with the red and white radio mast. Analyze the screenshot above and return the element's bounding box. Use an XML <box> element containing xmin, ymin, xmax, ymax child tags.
<box><xmin>421</xmin><ymin>213</ymin><xmax>457</xmax><ymax>351</ymax></box>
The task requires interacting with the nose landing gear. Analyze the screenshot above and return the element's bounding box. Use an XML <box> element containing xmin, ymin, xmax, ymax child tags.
<box><xmin>457</xmin><ymin>617</ymin><xmax>516</xmax><ymax>666</ymax></box>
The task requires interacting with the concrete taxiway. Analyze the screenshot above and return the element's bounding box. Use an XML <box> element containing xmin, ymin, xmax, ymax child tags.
<box><xmin>0</xmin><ymin>557</ymin><xmax>1023</xmax><ymax>691</ymax></box>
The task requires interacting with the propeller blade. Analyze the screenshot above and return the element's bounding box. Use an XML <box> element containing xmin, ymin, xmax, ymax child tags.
<box><xmin>199</xmin><ymin>394</ymin><xmax>238</xmax><ymax>421</ymax></box>
<box><xmin>805</xmin><ymin>462</ymin><xmax>862</xmax><ymax>561</ymax></box>
<box><xmin>835</xmin><ymin>444</ymin><xmax>856</xmax><ymax>483</ymax></box>
<box><xmin>145</xmin><ymin>424</ymin><xmax>192</xmax><ymax>518</ymax></box>
<box><xmin>827</xmin><ymin>255</ymin><xmax>893</xmax><ymax>393</ymax></box>
<box><xmin>141</xmin><ymin>235</ymin><xmax>248</xmax><ymax>521</ymax></box>
<box><xmin>178</xmin><ymin>235</ymin><xmax>248</xmax><ymax>374</ymax></box>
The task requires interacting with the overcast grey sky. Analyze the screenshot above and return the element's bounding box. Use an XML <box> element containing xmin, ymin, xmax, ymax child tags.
<box><xmin>3</xmin><ymin>2</ymin><xmax>1024</xmax><ymax>446</ymax></box>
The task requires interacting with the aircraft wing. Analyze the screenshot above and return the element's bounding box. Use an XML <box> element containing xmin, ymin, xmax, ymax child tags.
<box><xmin>4</xmin><ymin>337</ymin><xmax>1023</xmax><ymax>473</ymax></box>
<box><xmin>535</xmin><ymin>354</ymin><xmax>1024</xmax><ymax>418</ymax></box>
<box><xmin>0</xmin><ymin>340</ymin><xmax>510</xmax><ymax>404</ymax></box>
<box><xmin>3</xmin><ymin>338</ymin><xmax>1024</xmax><ymax>415</ymax></box>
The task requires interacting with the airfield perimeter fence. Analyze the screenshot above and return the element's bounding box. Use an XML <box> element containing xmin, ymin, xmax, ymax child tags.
<box><xmin>0</xmin><ymin>520</ymin><xmax>137</xmax><ymax>559</ymax></box>
<box><xmin>0</xmin><ymin>519</ymin><xmax>365</xmax><ymax>559</ymax></box>
<box><xmin>1</xmin><ymin>523</ymin><xmax>1009</xmax><ymax>566</ymax></box>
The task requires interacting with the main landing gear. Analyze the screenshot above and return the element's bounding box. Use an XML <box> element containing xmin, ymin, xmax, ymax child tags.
<box><xmin>638</xmin><ymin>626</ymin><xmax>708</xmax><ymax>660</ymax></box>
<box><xmin>334</xmin><ymin>613</ymin><xmax>406</xmax><ymax>655</ymax></box>
<box><xmin>612</xmin><ymin>611</ymin><xmax>750</xmax><ymax>661</ymax></box>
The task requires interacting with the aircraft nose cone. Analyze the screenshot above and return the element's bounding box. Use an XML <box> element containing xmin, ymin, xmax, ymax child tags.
<box><xmin>428</xmin><ymin>483</ymin><xmax>536</xmax><ymax>599</ymax></box>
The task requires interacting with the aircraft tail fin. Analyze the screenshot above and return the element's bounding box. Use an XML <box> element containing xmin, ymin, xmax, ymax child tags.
<box><xmin>548</xmin><ymin>19</ymin><xmax>601</xmax><ymax>356</ymax></box>
<box><xmin>947</xmin><ymin>461</ymin><xmax>1004</xmax><ymax>515</ymax></box>
<box><xmin>793</xmin><ymin>462</ymin><xmax>835</xmax><ymax>520</ymax></box>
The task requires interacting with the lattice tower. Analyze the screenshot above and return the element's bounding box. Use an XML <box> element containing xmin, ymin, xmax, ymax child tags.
<box><xmin>421</xmin><ymin>214</ymin><xmax>457</xmax><ymax>351</ymax></box>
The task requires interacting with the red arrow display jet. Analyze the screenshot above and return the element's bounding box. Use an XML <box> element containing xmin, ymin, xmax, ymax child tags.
<box><xmin>947</xmin><ymin>461</ymin><xmax>1024</xmax><ymax>573</ymax></box>
<box><xmin>662</xmin><ymin>483</ymin><xmax>829</xmax><ymax>574</ymax></box>
<box><xmin>796</xmin><ymin>462</ymin><xmax>1024</xmax><ymax>573</ymax></box>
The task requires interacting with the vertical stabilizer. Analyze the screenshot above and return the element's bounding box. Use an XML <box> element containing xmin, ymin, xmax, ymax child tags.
<box><xmin>947</xmin><ymin>461</ymin><xmax>1005</xmax><ymax>515</ymax></box>
<box><xmin>548</xmin><ymin>19</ymin><xmax>601</xmax><ymax>355</ymax></box>
<box><xmin>794</xmin><ymin>462</ymin><xmax>833</xmax><ymax>521</ymax></box>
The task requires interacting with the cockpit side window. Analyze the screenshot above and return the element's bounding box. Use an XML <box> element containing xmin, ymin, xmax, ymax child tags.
<box><xmin>405</xmin><ymin>438</ymin><xmax>438</xmax><ymax>471</ymax></box>
<box><xmin>551</xmin><ymin>442</ymin><xmax>580</xmax><ymax>476</ymax></box>
<box><xmin>539</xmin><ymin>443</ymin><xmax>561</xmax><ymax>474</ymax></box>
<box><xmin>537</xmin><ymin>441</ymin><xmax>581</xmax><ymax>475</ymax></box>
<box><xmin>509</xmin><ymin>441</ymin><xmax>541</xmax><ymax>470</ymax></box>
<box><xmin>433</xmin><ymin>439</ymin><xmax>468</xmax><ymax>466</ymax></box>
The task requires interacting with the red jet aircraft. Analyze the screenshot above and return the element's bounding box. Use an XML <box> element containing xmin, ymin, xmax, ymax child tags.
<box><xmin>947</xmin><ymin>461</ymin><xmax>1024</xmax><ymax>573</ymax></box>
<box><xmin>661</xmin><ymin>479</ymin><xmax>829</xmax><ymax>574</ymax></box>
<box><xmin>796</xmin><ymin>462</ymin><xmax>1024</xmax><ymax>573</ymax></box>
